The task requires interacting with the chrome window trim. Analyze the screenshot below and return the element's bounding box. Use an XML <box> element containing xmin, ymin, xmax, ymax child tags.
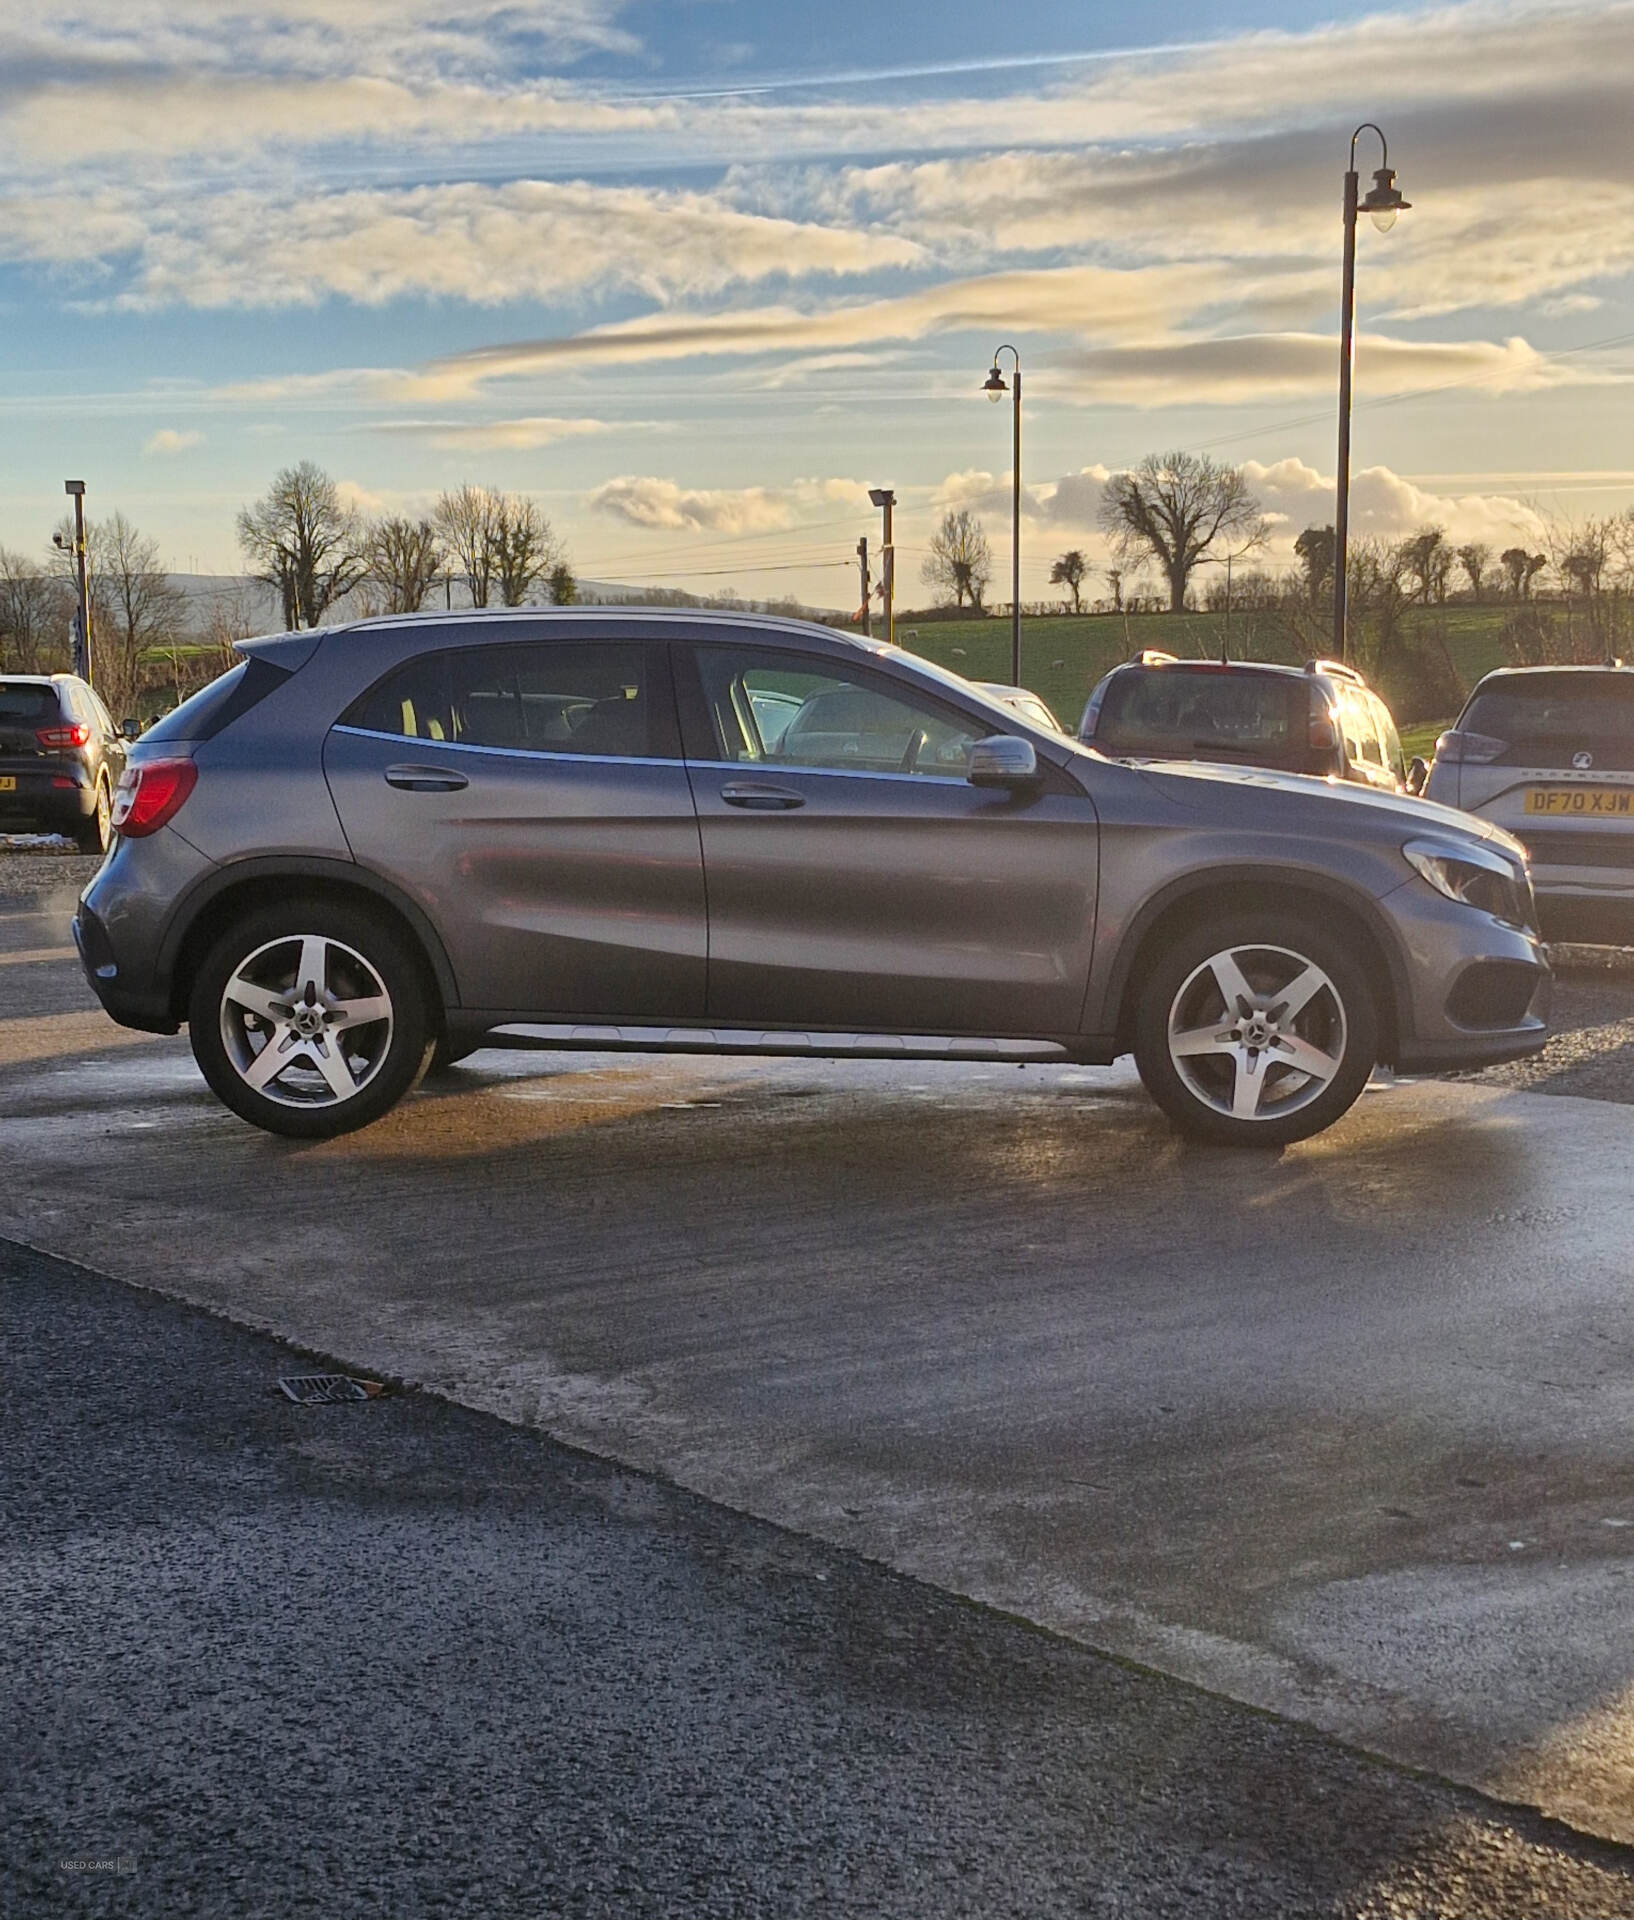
<box><xmin>684</xmin><ymin>756</ymin><xmax>971</xmax><ymax>789</ymax></box>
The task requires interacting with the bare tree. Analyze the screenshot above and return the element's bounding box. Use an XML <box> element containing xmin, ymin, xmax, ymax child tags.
<box><xmin>86</xmin><ymin>513</ymin><xmax>185</xmax><ymax>715</ymax></box>
<box><xmin>1455</xmin><ymin>542</ymin><xmax>1489</xmax><ymax>601</ymax></box>
<box><xmin>1500</xmin><ymin>546</ymin><xmax>1547</xmax><ymax>600</ymax></box>
<box><xmin>1398</xmin><ymin>526</ymin><xmax>1454</xmax><ymax>605</ymax></box>
<box><xmin>1293</xmin><ymin>525</ymin><xmax>1335</xmax><ymax>609</ymax></box>
<box><xmin>1548</xmin><ymin>516</ymin><xmax>1612</xmax><ymax>599</ymax></box>
<box><xmin>434</xmin><ymin>485</ymin><xmax>503</xmax><ymax>608</ymax></box>
<box><xmin>237</xmin><ymin>463</ymin><xmax>368</xmax><ymax>629</ymax></box>
<box><xmin>1105</xmin><ymin>567</ymin><xmax>1124</xmax><ymax>613</ymax></box>
<box><xmin>1099</xmin><ymin>452</ymin><xmax>1267</xmax><ymax>613</ymax></box>
<box><xmin>920</xmin><ymin>510</ymin><xmax>993</xmax><ymax>610</ymax></box>
<box><xmin>368</xmin><ymin>517</ymin><xmax>445</xmax><ymax>614</ymax></box>
<box><xmin>492</xmin><ymin>497</ymin><xmax>561</xmax><ymax>607</ymax></box>
<box><xmin>1048</xmin><ymin>549</ymin><xmax>1087</xmax><ymax>613</ymax></box>
<box><xmin>0</xmin><ymin>547</ymin><xmax>67</xmax><ymax>673</ymax></box>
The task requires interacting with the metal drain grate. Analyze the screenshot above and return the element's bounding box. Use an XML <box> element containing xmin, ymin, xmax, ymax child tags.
<box><xmin>276</xmin><ymin>1374</ymin><xmax>385</xmax><ymax>1405</ymax></box>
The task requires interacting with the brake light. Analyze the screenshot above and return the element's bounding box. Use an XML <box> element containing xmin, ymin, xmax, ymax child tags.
<box><xmin>1434</xmin><ymin>729</ymin><xmax>1506</xmax><ymax>765</ymax></box>
<box><xmin>111</xmin><ymin>758</ymin><xmax>198</xmax><ymax>837</ymax></box>
<box><xmin>36</xmin><ymin>722</ymin><xmax>90</xmax><ymax>749</ymax></box>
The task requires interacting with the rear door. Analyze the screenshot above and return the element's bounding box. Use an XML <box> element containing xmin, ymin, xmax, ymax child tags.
<box><xmin>323</xmin><ymin>637</ymin><xmax>706</xmax><ymax>1018</ymax></box>
<box><xmin>677</xmin><ymin>642</ymin><xmax>1099</xmax><ymax>1035</ymax></box>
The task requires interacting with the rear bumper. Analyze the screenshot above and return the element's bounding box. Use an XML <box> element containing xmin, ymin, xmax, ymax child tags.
<box><xmin>1532</xmin><ymin>877</ymin><xmax>1634</xmax><ymax>947</ymax></box>
<box><xmin>0</xmin><ymin>774</ymin><xmax>96</xmax><ymax>829</ymax></box>
<box><xmin>73</xmin><ymin>904</ymin><xmax>179</xmax><ymax>1032</ymax></box>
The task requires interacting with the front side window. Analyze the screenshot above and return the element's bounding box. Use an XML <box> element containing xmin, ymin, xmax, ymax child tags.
<box><xmin>695</xmin><ymin>648</ymin><xmax>985</xmax><ymax>777</ymax></box>
<box><xmin>344</xmin><ymin>642</ymin><xmax>659</xmax><ymax>759</ymax></box>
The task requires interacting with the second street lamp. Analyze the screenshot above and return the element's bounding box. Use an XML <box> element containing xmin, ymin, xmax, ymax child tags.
<box><xmin>1334</xmin><ymin>123</ymin><xmax>1410</xmax><ymax>660</ymax></box>
<box><xmin>983</xmin><ymin>345</ymin><xmax>1022</xmax><ymax>685</ymax></box>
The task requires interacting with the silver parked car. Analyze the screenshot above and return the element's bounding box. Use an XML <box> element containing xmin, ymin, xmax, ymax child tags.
<box><xmin>76</xmin><ymin>610</ymin><xmax>1548</xmax><ymax>1146</ymax></box>
<box><xmin>1424</xmin><ymin>665</ymin><xmax>1634</xmax><ymax>946</ymax></box>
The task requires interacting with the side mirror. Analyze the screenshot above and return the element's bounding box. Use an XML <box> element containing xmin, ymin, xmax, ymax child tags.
<box><xmin>120</xmin><ymin>718</ymin><xmax>141</xmax><ymax>740</ymax></box>
<box><xmin>968</xmin><ymin>735</ymin><xmax>1039</xmax><ymax>789</ymax></box>
<box><xmin>1406</xmin><ymin>755</ymin><xmax>1429</xmax><ymax>796</ymax></box>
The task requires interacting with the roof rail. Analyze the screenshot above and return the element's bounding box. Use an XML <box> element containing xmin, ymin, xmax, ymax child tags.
<box><xmin>1131</xmin><ymin>648</ymin><xmax>1178</xmax><ymax>666</ymax></box>
<box><xmin>1303</xmin><ymin>657</ymin><xmax>1363</xmax><ymax>683</ymax></box>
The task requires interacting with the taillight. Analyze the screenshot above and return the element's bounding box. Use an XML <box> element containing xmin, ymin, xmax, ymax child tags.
<box><xmin>111</xmin><ymin>758</ymin><xmax>198</xmax><ymax>837</ymax></box>
<box><xmin>36</xmin><ymin>722</ymin><xmax>91</xmax><ymax>749</ymax></box>
<box><xmin>1308</xmin><ymin>705</ymin><xmax>1339</xmax><ymax>752</ymax></box>
<box><xmin>1434</xmin><ymin>729</ymin><xmax>1506</xmax><ymax>765</ymax></box>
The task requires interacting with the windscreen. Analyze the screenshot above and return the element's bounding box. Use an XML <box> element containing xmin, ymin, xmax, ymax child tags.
<box><xmin>1092</xmin><ymin>669</ymin><xmax>1303</xmax><ymax>758</ymax></box>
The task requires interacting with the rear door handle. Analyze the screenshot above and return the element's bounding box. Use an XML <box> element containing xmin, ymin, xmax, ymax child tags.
<box><xmin>385</xmin><ymin>764</ymin><xmax>469</xmax><ymax>792</ymax></box>
<box><xmin>719</xmin><ymin>782</ymin><xmax>805</xmax><ymax>811</ymax></box>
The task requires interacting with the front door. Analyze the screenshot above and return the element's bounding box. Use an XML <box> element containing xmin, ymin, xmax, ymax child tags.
<box><xmin>323</xmin><ymin>637</ymin><xmax>706</xmax><ymax>1018</ymax></box>
<box><xmin>678</xmin><ymin>643</ymin><xmax>1099</xmax><ymax>1035</ymax></box>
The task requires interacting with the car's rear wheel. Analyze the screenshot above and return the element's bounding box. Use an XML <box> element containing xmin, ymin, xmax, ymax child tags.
<box><xmin>188</xmin><ymin>900</ymin><xmax>435</xmax><ymax>1138</ymax></box>
<box><xmin>75</xmin><ymin>777</ymin><xmax>111</xmax><ymax>854</ymax></box>
<box><xmin>1133</xmin><ymin>913</ymin><xmax>1379</xmax><ymax>1147</ymax></box>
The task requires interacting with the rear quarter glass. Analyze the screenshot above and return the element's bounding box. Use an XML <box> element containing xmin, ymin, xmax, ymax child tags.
<box><xmin>142</xmin><ymin>657</ymin><xmax>291</xmax><ymax>747</ymax></box>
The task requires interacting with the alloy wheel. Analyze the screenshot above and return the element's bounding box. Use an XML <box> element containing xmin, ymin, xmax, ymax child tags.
<box><xmin>1166</xmin><ymin>942</ymin><xmax>1348</xmax><ymax>1124</ymax></box>
<box><xmin>218</xmin><ymin>933</ymin><xmax>394</xmax><ymax>1109</ymax></box>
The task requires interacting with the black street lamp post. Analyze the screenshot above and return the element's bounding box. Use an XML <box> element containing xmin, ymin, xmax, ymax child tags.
<box><xmin>982</xmin><ymin>346</ymin><xmax>1022</xmax><ymax>684</ymax></box>
<box><xmin>1334</xmin><ymin>124</ymin><xmax>1409</xmax><ymax>660</ymax></box>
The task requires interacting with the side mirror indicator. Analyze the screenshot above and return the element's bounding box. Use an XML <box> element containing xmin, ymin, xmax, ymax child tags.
<box><xmin>968</xmin><ymin>735</ymin><xmax>1039</xmax><ymax>789</ymax></box>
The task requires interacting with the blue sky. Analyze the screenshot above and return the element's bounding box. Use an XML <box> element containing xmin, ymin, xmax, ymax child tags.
<box><xmin>3</xmin><ymin>0</ymin><xmax>1634</xmax><ymax>605</ymax></box>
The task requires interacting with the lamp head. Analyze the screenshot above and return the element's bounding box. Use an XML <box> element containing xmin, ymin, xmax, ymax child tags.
<box><xmin>868</xmin><ymin>488</ymin><xmax>895</xmax><ymax>509</ymax></box>
<box><xmin>1361</xmin><ymin>165</ymin><xmax>1409</xmax><ymax>232</ymax></box>
<box><xmin>982</xmin><ymin>365</ymin><xmax>1009</xmax><ymax>402</ymax></box>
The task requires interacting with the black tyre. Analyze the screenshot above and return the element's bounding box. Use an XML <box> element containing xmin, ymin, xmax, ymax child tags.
<box><xmin>1132</xmin><ymin>912</ymin><xmax>1379</xmax><ymax>1148</ymax></box>
<box><xmin>75</xmin><ymin>777</ymin><xmax>112</xmax><ymax>855</ymax></box>
<box><xmin>188</xmin><ymin>899</ymin><xmax>436</xmax><ymax>1139</ymax></box>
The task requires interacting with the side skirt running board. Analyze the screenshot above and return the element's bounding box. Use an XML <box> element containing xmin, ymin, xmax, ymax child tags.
<box><xmin>486</xmin><ymin>1024</ymin><xmax>1072</xmax><ymax>1063</ymax></box>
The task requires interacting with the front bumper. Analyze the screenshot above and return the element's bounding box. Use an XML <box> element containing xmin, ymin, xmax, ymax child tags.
<box><xmin>1380</xmin><ymin>875</ymin><xmax>1551</xmax><ymax>1073</ymax></box>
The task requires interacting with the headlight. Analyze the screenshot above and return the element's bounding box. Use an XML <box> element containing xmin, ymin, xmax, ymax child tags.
<box><xmin>1403</xmin><ymin>838</ymin><xmax>1533</xmax><ymax>928</ymax></box>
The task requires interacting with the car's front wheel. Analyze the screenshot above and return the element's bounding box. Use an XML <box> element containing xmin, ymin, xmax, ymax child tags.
<box><xmin>1133</xmin><ymin>912</ymin><xmax>1379</xmax><ymax>1147</ymax></box>
<box><xmin>188</xmin><ymin>901</ymin><xmax>435</xmax><ymax>1138</ymax></box>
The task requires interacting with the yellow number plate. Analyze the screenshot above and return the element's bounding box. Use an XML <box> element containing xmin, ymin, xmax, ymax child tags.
<box><xmin>1525</xmin><ymin>787</ymin><xmax>1634</xmax><ymax>817</ymax></box>
<box><xmin>0</xmin><ymin>776</ymin><xmax>15</xmax><ymax>793</ymax></box>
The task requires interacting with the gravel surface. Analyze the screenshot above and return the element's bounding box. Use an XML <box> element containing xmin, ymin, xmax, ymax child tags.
<box><xmin>6</xmin><ymin>1237</ymin><xmax>1634</xmax><ymax>1920</ymax></box>
<box><xmin>6</xmin><ymin>849</ymin><xmax>1634</xmax><ymax>1102</ymax></box>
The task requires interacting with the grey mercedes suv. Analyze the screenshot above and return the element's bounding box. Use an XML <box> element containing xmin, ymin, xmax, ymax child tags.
<box><xmin>76</xmin><ymin>610</ymin><xmax>1549</xmax><ymax>1146</ymax></box>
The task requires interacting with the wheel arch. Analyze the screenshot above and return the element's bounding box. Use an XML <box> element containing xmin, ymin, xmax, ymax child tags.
<box><xmin>159</xmin><ymin>857</ymin><xmax>459</xmax><ymax>1028</ymax></box>
<box><xmin>1107</xmin><ymin>867</ymin><xmax>1407</xmax><ymax>1065</ymax></box>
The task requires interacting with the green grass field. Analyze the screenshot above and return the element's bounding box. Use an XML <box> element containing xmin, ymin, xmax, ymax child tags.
<box><xmin>888</xmin><ymin>606</ymin><xmax>1515</xmax><ymax>742</ymax></box>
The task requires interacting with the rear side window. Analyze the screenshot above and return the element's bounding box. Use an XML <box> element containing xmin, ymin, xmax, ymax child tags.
<box><xmin>0</xmin><ymin>683</ymin><xmax>61</xmax><ymax>726</ymax></box>
<box><xmin>143</xmin><ymin>658</ymin><xmax>292</xmax><ymax>745</ymax></box>
<box><xmin>343</xmin><ymin>643</ymin><xmax>671</xmax><ymax>760</ymax></box>
<box><xmin>1462</xmin><ymin>676</ymin><xmax>1634</xmax><ymax>743</ymax></box>
<box><xmin>1092</xmin><ymin>670</ymin><xmax>1302</xmax><ymax>756</ymax></box>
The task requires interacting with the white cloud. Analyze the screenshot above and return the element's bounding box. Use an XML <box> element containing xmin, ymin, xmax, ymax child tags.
<box><xmin>143</xmin><ymin>427</ymin><xmax>202</xmax><ymax>455</ymax></box>
<box><xmin>372</xmin><ymin>416</ymin><xmax>618</xmax><ymax>452</ymax></box>
<box><xmin>588</xmin><ymin>473</ymin><xmax>872</xmax><ymax>534</ymax></box>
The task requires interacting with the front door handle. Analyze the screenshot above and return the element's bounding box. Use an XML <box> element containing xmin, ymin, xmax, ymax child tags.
<box><xmin>385</xmin><ymin>764</ymin><xmax>469</xmax><ymax>792</ymax></box>
<box><xmin>720</xmin><ymin>782</ymin><xmax>805</xmax><ymax>811</ymax></box>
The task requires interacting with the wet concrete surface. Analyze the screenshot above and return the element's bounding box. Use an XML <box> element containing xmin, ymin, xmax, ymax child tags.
<box><xmin>7</xmin><ymin>853</ymin><xmax>1634</xmax><ymax>1849</ymax></box>
<box><xmin>14</xmin><ymin>1239</ymin><xmax>1634</xmax><ymax>1919</ymax></box>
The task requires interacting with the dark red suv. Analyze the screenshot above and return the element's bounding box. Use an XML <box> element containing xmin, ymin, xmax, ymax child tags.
<box><xmin>0</xmin><ymin>674</ymin><xmax>131</xmax><ymax>852</ymax></box>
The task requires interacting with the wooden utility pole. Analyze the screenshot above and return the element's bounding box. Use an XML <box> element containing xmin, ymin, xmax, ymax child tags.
<box><xmin>856</xmin><ymin>536</ymin><xmax>871</xmax><ymax>637</ymax></box>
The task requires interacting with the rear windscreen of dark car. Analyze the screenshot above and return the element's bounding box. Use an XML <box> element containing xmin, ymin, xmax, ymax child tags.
<box><xmin>0</xmin><ymin>683</ymin><xmax>62</xmax><ymax>726</ymax></box>
<box><xmin>1460</xmin><ymin>676</ymin><xmax>1634</xmax><ymax>767</ymax></box>
<box><xmin>141</xmin><ymin>657</ymin><xmax>291</xmax><ymax>746</ymax></box>
<box><xmin>1092</xmin><ymin>670</ymin><xmax>1304</xmax><ymax>757</ymax></box>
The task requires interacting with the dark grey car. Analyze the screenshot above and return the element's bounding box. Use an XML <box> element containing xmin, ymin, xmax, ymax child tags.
<box><xmin>76</xmin><ymin>610</ymin><xmax>1549</xmax><ymax>1146</ymax></box>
